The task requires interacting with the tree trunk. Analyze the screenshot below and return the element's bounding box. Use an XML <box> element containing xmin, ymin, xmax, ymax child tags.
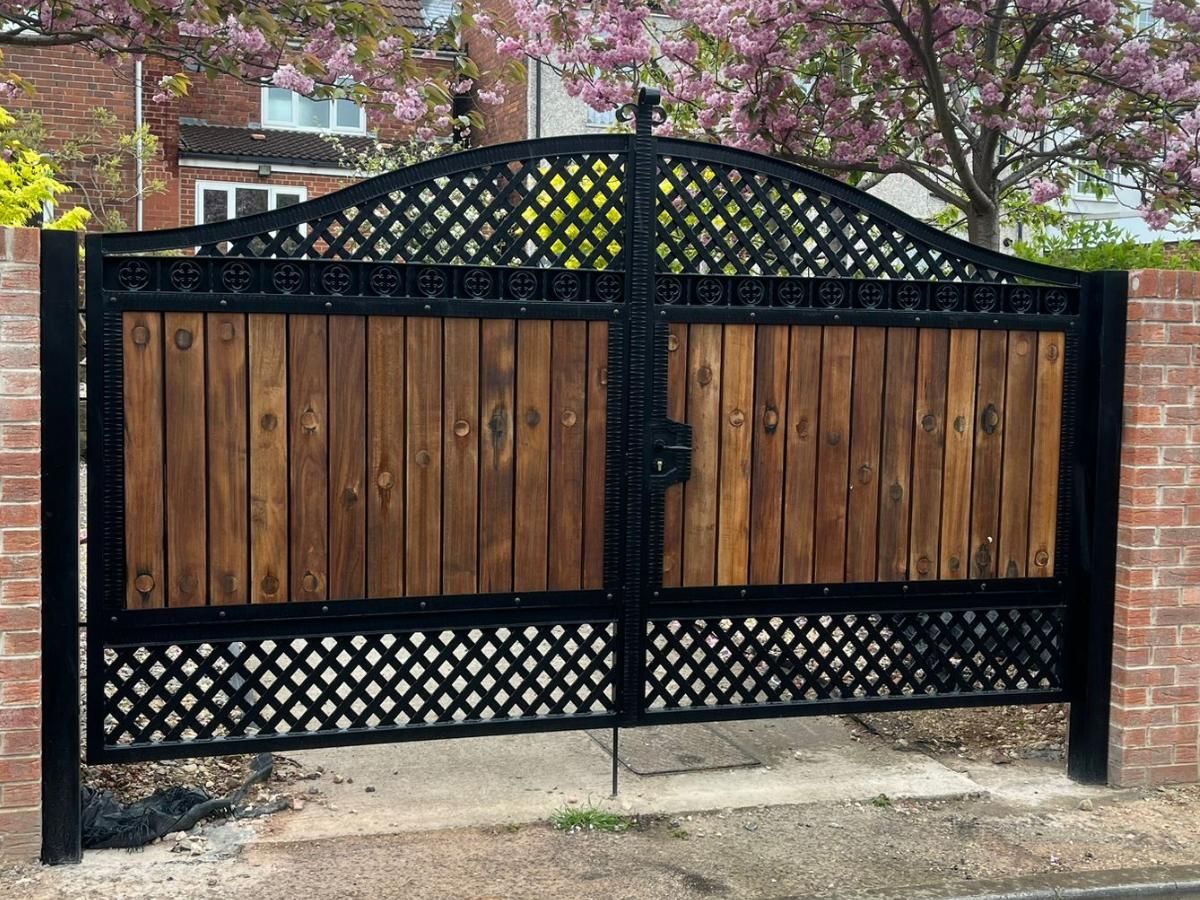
<box><xmin>966</xmin><ymin>205</ymin><xmax>1001</xmax><ymax>251</ymax></box>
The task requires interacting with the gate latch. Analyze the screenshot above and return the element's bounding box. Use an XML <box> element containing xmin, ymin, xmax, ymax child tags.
<box><xmin>649</xmin><ymin>419</ymin><xmax>692</xmax><ymax>487</ymax></box>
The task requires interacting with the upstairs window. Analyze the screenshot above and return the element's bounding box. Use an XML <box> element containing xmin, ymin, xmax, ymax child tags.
<box><xmin>586</xmin><ymin>107</ymin><xmax>617</xmax><ymax>128</ymax></box>
<box><xmin>262</xmin><ymin>87</ymin><xmax>367</xmax><ymax>134</ymax></box>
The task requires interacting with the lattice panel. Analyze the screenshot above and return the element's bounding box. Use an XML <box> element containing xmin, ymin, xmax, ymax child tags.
<box><xmin>197</xmin><ymin>153</ymin><xmax>626</xmax><ymax>270</ymax></box>
<box><xmin>645</xmin><ymin>609</ymin><xmax>1064</xmax><ymax>710</ymax></box>
<box><xmin>657</xmin><ymin>156</ymin><xmax>1015</xmax><ymax>282</ymax></box>
<box><xmin>101</xmin><ymin>622</ymin><xmax>615</xmax><ymax>747</ymax></box>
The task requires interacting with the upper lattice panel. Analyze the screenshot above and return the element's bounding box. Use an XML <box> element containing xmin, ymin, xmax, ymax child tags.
<box><xmin>655</xmin><ymin>140</ymin><xmax>1076</xmax><ymax>285</ymax></box>
<box><xmin>104</xmin><ymin>137</ymin><xmax>629</xmax><ymax>271</ymax></box>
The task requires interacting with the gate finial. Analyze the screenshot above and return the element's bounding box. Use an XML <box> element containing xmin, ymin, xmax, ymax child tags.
<box><xmin>618</xmin><ymin>85</ymin><xmax>666</xmax><ymax>132</ymax></box>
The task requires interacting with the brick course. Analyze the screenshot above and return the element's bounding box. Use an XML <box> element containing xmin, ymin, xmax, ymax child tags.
<box><xmin>1110</xmin><ymin>269</ymin><xmax>1200</xmax><ymax>787</ymax></box>
<box><xmin>0</xmin><ymin>228</ymin><xmax>41</xmax><ymax>862</ymax></box>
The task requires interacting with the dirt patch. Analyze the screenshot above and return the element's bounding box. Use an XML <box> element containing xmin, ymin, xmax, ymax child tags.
<box><xmin>82</xmin><ymin>754</ymin><xmax>311</xmax><ymax>810</ymax></box>
<box><xmin>853</xmin><ymin>704</ymin><xmax>1067</xmax><ymax>763</ymax></box>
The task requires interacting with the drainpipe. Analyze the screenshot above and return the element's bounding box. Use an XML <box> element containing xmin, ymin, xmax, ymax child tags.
<box><xmin>534</xmin><ymin>58</ymin><xmax>543</xmax><ymax>139</ymax></box>
<box><xmin>134</xmin><ymin>60</ymin><xmax>144</xmax><ymax>230</ymax></box>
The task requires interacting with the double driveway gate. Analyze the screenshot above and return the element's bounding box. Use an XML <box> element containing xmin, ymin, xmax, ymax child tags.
<box><xmin>72</xmin><ymin>91</ymin><xmax>1124</xmax><ymax>789</ymax></box>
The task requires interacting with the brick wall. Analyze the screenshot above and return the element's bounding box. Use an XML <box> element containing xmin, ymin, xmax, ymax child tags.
<box><xmin>0</xmin><ymin>228</ymin><xmax>42</xmax><ymax>862</ymax></box>
<box><xmin>464</xmin><ymin>0</ymin><xmax>530</xmax><ymax>144</ymax></box>
<box><xmin>1109</xmin><ymin>269</ymin><xmax>1200</xmax><ymax>787</ymax></box>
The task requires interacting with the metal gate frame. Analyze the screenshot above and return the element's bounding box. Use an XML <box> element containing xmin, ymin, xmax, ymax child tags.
<box><xmin>40</xmin><ymin>89</ymin><xmax>1127</xmax><ymax>863</ymax></box>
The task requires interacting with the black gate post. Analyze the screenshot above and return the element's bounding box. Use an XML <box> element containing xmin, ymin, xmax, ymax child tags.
<box><xmin>1067</xmin><ymin>270</ymin><xmax>1127</xmax><ymax>784</ymax></box>
<box><xmin>39</xmin><ymin>229</ymin><xmax>81</xmax><ymax>863</ymax></box>
<box><xmin>618</xmin><ymin>87</ymin><xmax>661</xmax><ymax>726</ymax></box>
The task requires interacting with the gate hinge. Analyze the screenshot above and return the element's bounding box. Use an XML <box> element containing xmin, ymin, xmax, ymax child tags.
<box><xmin>649</xmin><ymin>419</ymin><xmax>692</xmax><ymax>487</ymax></box>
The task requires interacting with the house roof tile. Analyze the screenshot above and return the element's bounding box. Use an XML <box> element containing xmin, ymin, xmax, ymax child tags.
<box><xmin>178</xmin><ymin>124</ymin><xmax>377</xmax><ymax>168</ymax></box>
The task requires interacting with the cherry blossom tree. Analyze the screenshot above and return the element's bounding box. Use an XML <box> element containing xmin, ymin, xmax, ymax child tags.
<box><xmin>493</xmin><ymin>0</ymin><xmax>1200</xmax><ymax>249</ymax></box>
<box><xmin>0</xmin><ymin>2</ymin><xmax>496</xmax><ymax>133</ymax></box>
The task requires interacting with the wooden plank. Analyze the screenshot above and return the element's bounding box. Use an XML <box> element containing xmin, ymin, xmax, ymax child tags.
<box><xmin>1028</xmin><ymin>331</ymin><xmax>1066</xmax><ymax>578</ymax></box>
<box><xmin>479</xmin><ymin>319</ymin><xmax>516</xmax><ymax>592</ymax></box>
<box><xmin>549</xmin><ymin>320</ymin><xmax>588</xmax><ymax>590</ymax></box>
<box><xmin>328</xmin><ymin>316</ymin><xmax>367</xmax><ymax>600</ymax></box>
<box><xmin>909</xmin><ymin>329</ymin><xmax>949</xmax><ymax>581</ymax></box>
<box><xmin>406</xmin><ymin>316</ymin><xmax>443</xmax><ymax>597</ymax></box>
<box><xmin>998</xmin><ymin>331</ymin><xmax>1038</xmax><ymax>578</ymax></box>
<box><xmin>845</xmin><ymin>327</ymin><xmax>885</xmax><ymax>583</ymax></box>
<box><xmin>813</xmin><ymin>327</ymin><xmax>853</xmax><ymax>583</ymax></box>
<box><xmin>716</xmin><ymin>324</ymin><xmax>755</xmax><ymax>586</ymax></box>
<box><xmin>969</xmin><ymin>330</ymin><xmax>1008</xmax><ymax>579</ymax></box>
<box><xmin>748</xmin><ymin>326</ymin><xmax>789</xmax><ymax>585</ymax></box>
<box><xmin>123</xmin><ymin>312</ymin><xmax>165</xmax><ymax>609</ymax></box>
<box><xmin>782</xmin><ymin>326</ymin><xmax>822</xmax><ymax>584</ymax></box>
<box><xmin>163</xmin><ymin>312</ymin><xmax>207</xmax><ymax>607</ymax></box>
<box><xmin>289</xmin><ymin>315</ymin><xmax>328</xmax><ymax>602</ymax></box>
<box><xmin>662</xmin><ymin>323</ymin><xmax>687</xmax><ymax>586</ymax></box>
<box><xmin>582</xmin><ymin>322</ymin><xmax>609</xmax><ymax>590</ymax></box>
<box><xmin>367</xmin><ymin>317</ymin><xmax>405</xmax><ymax>598</ymax></box>
<box><xmin>442</xmin><ymin>318</ymin><xmax>480</xmax><ymax>595</ymax></box>
<box><xmin>514</xmin><ymin>320</ymin><xmax>551</xmax><ymax>592</ymax></box>
<box><xmin>248</xmin><ymin>315</ymin><xmax>288</xmax><ymax>603</ymax></box>
<box><xmin>682</xmin><ymin>324</ymin><xmax>722</xmax><ymax>586</ymax></box>
<box><xmin>206</xmin><ymin>313</ymin><xmax>248</xmax><ymax>605</ymax></box>
<box><xmin>877</xmin><ymin>328</ymin><xmax>917</xmax><ymax>582</ymax></box>
<box><xmin>939</xmin><ymin>330</ymin><xmax>979</xmax><ymax>580</ymax></box>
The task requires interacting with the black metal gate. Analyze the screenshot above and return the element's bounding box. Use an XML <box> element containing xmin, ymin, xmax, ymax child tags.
<box><xmin>70</xmin><ymin>89</ymin><xmax>1125</xmax><ymax>790</ymax></box>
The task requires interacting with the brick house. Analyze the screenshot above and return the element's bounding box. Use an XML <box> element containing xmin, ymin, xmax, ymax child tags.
<box><xmin>0</xmin><ymin>1</ymin><xmax>509</xmax><ymax>232</ymax></box>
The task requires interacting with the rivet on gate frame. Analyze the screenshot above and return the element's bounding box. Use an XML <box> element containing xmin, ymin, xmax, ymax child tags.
<box><xmin>739</xmin><ymin>589</ymin><xmax>747</xmax><ymax>598</ymax></box>
<box><xmin>514</xmin><ymin>596</ymin><xmax>522</xmax><ymax>605</ymax></box>
<box><xmin>424</xmin><ymin>304</ymin><xmax>432</xmax><ymax>312</ymax></box>
<box><xmin>219</xmin><ymin>299</ymin><xmax>228</xmax><ymax>306</ymax></box>
<box><xmin>325</xmin><ymin>301</ymin><xmax>333</xmax><ymax>310</ymax></box>
<box><xmin>420</xmin><ymin>601</ymin><xmax>427</xmax><ymax>609</ymax></box>
<box><xmin>321</xmin><ymin>605</ymin><xmax>329</xmax><ymax>613</ymax></box>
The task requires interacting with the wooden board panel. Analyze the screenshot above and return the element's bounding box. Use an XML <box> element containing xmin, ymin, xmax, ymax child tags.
<box><xmin>479</xmin><ymin>319</ymin><xmax>516</xmax><ymax>592</ymax></box>
<box><xmin>163</xmin><ymin>312</ymin><xmax>207</xmax><ymax>607</ymax></box>
<box><xmin>782</xmin><ymin>326</ymin><xmax>822</xmax><ymax>584</ymax></box>
<box><xmin>748</xmin><ymin>326</ymin><xmax>789</xmax><ymax>585</ymax></box>
<box><xmin>405</xmin><ymin>316</ymin><xmax>443</xmax><ymax>596</ymax></box>
<box><xmin>877</xmin><ymin>328</ymin><xmax>917</xmax><ymax>581</ymax></box>
<box><xmin>582</xmin><ymin>322</ymin><xmax>609</xmax><ymax>590</ymax></box>
<box><xmin>549</xmin><ymin>320</ymin><xmax>588</xmax><ymax>590</ymax></box>
<box><xmin>969</xmin><ymin>330</ymin><xmax>1007</xmax><ymax>579</ymax></box>
<box><xmin>514</xmin><ymin>320</ymin><xmax>550</xmax><ymax>592</ymax></box>
<box><xmin>999</xmin><ymin>331</ymin><xmax>1038</xmax><ymax>578</ymax></box>
<box><xmin>682</xmin><ymin>324</ymin><xmax>722</xmax><ymax>586</ymax></box>
<box><xmin>442</xmin><ymin>318</ymin><xmax>480</xmax><ymax>595</ymax></box>
<box><xmin>814</xmin><ymin>327</ymin><xmax>853</xmax><ymax>583</ymax></box>
<box><xmin>367</xmin><ymin>317</ymin><xmax>405</xmax><ymax>598</ymax></box>
<box><xmin>1028</xmin><ymin>332</ymin><xmax>1066</xmax><ymax>578</ymax></box>
<box><xmin>123</xmin><ymin>312</ymin><xmax>165</xmax><ymax>608</ymax></box>
<box><xmin>328</xmin><ymin>316</ymin><xmax>367</xmax><ymax>600</ymax></box>
<box><xmin>908</xmin><ymin>329</ymin><xmax>949</xmax><ymax>581</ymax></box>
<box><xmin>289</xmin><ymin>315</ymin><xmax>328</xmax><ymax>602</ymax></box>
<box><xmin>248</xmin><ymin>315</ymin><xmax>288</xmax><ymax>603</ymax></box>
<box><xmin>206</xmin><ymin>313</ymin><xmax>248</xmax><ymax>605</ymax></box>
<box><xmin>845</xmin><ymin>327</ymin><xmax>885</xmax><ymax>583</ymax></box>
<box><xmin>716</xmin><ymin>324</ymin><xmax>755</xmax><ymax>585</ymax></box>
<box><xmin>939</xmin><ymin>330</ymin><xmax>978</xmax><ymax>580</ymax></box>
<box><xmin>662</xmin><ymin>323</ymin><xmax>687</xmax><ymax>586</ymax></box>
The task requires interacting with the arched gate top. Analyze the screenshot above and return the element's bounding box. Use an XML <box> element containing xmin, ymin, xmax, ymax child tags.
<box><xmin>97</xmin><ymin>131</ymin><xmax>1078</xmax><ymax>289</ymax></box>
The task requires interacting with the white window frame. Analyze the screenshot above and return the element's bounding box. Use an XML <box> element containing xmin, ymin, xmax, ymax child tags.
<box><xmin>1073</xmin><ymin>168</ymin><xmax>1118</xmax><ymax>203</ymax></box>
<box><xmin>585</xmin><ymin>106</ymin><xmax>618</xmax><ymax>128</ymax></box>
<box><xmin>260</xmin><ymin>86</ymin><xmax>367</xmax><ymax>135</ymax></box>
<box><xmin>194</xmin><ymin>180</ymin><xmax>308</xmax><ymax>225</ymax></box>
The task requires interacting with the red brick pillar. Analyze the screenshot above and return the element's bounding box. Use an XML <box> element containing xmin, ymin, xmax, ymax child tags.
<box><xmin>0</xmin><ymin>227</ymin><xmax>43</xmax><ymax>861</ymax></box>
<box><xmin>1109</xmin><ymin>269</ymin><xmax>1200</xmax><ymax>787</ymax></box>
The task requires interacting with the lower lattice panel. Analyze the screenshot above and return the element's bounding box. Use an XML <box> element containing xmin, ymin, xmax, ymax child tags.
<box><xmin>644</xmin><ymin>608</ymin><xmax>1064</xmax><ymax>710</ymax></box>
<box><xmin>101</xmin><ymin>622</ymin><xmax>616</xmax><ymax>747</ymax></box>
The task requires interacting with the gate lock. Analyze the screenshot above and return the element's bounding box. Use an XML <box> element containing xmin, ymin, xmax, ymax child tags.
<box><xmin>648</xmin><ymin>418</ymin><xmax>693</xmax><ymax>487</ymax></box>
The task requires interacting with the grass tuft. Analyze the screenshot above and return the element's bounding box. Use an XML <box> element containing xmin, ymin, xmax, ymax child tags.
<box><xmin>550</xmin><ymin>803</ymin><xmax>630</xmax><ymax>834</ymax></box>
